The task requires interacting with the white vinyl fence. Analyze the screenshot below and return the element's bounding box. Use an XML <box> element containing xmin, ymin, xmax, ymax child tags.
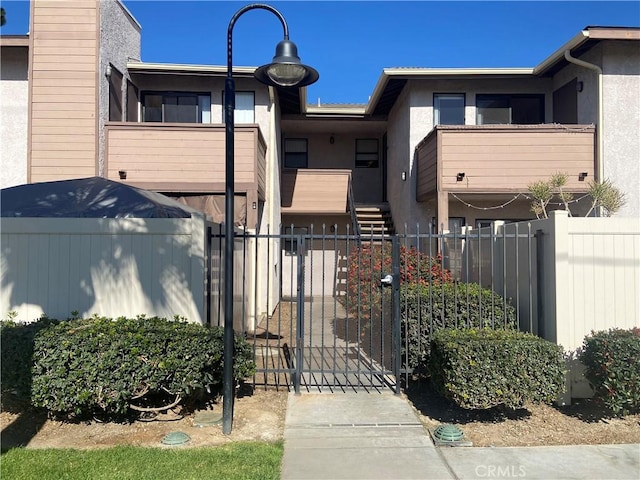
<box><xmin>1</xmin><ymin>215</ymin><xmax>212</xmax><ymax>324</ymax></box>
<box><xmin>461</xmin><ymin>210</ymin><xmax>639</xmax><ymax>400</ymax></box>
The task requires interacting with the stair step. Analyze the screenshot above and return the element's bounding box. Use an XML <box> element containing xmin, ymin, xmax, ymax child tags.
<box><xmin>354</xmin><ymin>203</ymin><xmax>395</xmax><ymax>236</ymax></box>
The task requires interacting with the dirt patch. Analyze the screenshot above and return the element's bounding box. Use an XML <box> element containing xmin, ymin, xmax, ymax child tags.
<box><xmin>1</xmin><ymin>386</ymin><xmax>288</xmax><ymax>450</ymax></box>
<box><xmin>3</xmin><ymin>381</ymin><xmax>639</xmax><ymax>450</ymax></box>
<box><xmin>406</xmin><ymin>379</ymin><xmax>640</xmax><ymax>447</ymax></box>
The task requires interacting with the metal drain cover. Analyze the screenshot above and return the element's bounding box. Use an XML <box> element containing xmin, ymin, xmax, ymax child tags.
<box><xmin>161</xmin><ymin>431</ymin><xmax>191</xmax><ymax>446</ymax></box>
<box><xmin>431</xmin><ymin>423</ymin><xmax>473</xmax><ymax>446</ymax></box>
<box><xmin>193</xmin><ymin>410</ymin><xmax>223</xmax><ymax>427</ymax></box>
<box><xmin>433</xmin><ymin>424</ymin><xmax>464</xmax><ymax>442</ymax></box>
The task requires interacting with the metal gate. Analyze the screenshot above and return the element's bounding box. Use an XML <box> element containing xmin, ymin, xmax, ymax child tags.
<box><xmin>210</xmin><ymin>223</ymin><xmax>538</xmax><ymax>394</ymax></box>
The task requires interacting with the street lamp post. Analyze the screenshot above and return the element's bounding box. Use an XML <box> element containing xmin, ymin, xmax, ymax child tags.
<box><xmin>223</xmin><ymin>3</ymin><xmax>318</xmax><ymax>435</ymax></box>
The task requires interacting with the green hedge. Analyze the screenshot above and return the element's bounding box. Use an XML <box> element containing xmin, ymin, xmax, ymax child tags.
<box><xmin>579</xmin><ymin>327</ymin><xmax>640</xmax><ymax>415</ymax></box>
<box><xmin>402</xmin><ymin>283</ymin><xmax>518</xmax><ymax>372</ymax></box>
<box><xmin>428</xmin><ymin>328</ymin><xmax>565</xmax><ymax>410</ymax></box>
<box><xmin>1</xmin><ymin>317</ymin><xmax>60</xmax><ymax>409</ymax></box>
<box><xmin>28</xmin><ymin>316</ymin><xmax>254</xmax><ymax>419</ymax></box>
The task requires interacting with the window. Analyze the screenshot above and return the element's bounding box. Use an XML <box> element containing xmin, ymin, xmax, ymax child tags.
<box><xmin>476</xmin><ymin>219</ymin><xmax>528</xmax><ymax>229</ymax></box>
<box><xmin>434</xmin><ymin>94</ymin><xmax>465</xmax><ymax>125</ymax></box>
<box><xmin>141</xmin><ymin>92</ymin><xmax>211</xmax><ymax>123</ymax></box>
<box><xmin>284</xmin><ymin>138</ymin><xmax>308</xmax><ymax>168</ymax></box>
<box><xmin>448</xmin><ymin>217</ymin><xmax>465</xmax><ymax>234</ymax></box>
<box><xmin>108</xmin><ymin>64</ymin><xmax>123</xmax><ymax>122</ymax></box>
<box><xmin>356</xmin><ymin>139</ymin><xmax>379</xmax><ymax>168</ymax></box>
<box><xmin>476</xmin><ymin>219</ymin><xmax>494</xmax><ymax>230</ymax></box>
<box><xmin>284</xmin><ymin>226</ymin><xmax>308</xmax><ymax>255</ymax></box>
<box><xmin>476</xmin><ymin>94</ymin><xmax>544</xmax><ymax>125</ymax></box>
<box><xmin>221</xmin><ymin>91</ymin><xmax>255</xmax><ymax>124</ymax></box>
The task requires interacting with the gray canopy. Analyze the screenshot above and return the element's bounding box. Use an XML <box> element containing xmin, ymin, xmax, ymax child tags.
<box><xmin>1</xmin><ymin>177</ymin><xmax>199</xmax><ymax>218</ymax></box>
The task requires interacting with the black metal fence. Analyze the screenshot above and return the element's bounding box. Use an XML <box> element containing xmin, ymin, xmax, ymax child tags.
<box><xmin>209</xmin><ymin>222</ymin><xmax>539</xmax><ymax>393</ymax></box>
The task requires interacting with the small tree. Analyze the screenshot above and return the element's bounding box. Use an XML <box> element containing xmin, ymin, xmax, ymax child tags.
<box><xmin>528</xmin><ymin>172</ymin><xmax>625</xmax><ymax>218</ymax></box>
<box><xmin>585</xmin><ymin>179</ymin><xmax>626</xmax><ymax>217</ymax></box>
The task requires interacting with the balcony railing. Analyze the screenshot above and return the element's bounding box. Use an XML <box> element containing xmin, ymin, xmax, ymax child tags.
<box><xmin>105</xmin><ymin>123</ymin><xmax>267</xmax><ymax>199</ymax></box>
<box><xmin>416</xmin><ymin>124</ymin><xmax>596</xmax><ymax>201</ymax></box>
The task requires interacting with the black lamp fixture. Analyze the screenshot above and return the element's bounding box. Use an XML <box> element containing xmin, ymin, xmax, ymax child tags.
<box><xmin>253</xmin><ymin>38</ymin><xmax>319</xmax><ymax>88</ymax></box>
<box><xmin>222</xmin><ymin>3</ymin><xmax>318</xmax><ymax>436</ymax></box>
<box><xmin>456</xmin><ymin>172</ymin><xmax>465</xmax><ymax>181</ymax></box>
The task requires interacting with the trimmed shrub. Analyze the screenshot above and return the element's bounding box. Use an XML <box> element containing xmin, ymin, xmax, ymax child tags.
<box><xmin>346</xmin><ymin>243</ymin><xmax>452</xmax><ymax>320</ymax></box>
<box><xmin>578</xmin><ymin>327</ymin><xmax>640</xmax><ymax>415</ymax></box>
<box><xmin>428</xmin><ymin>328</ymin><xmax>565</xmax><ymax>410</ymax></box>
<box><xmin>30</xmin><ymin>316</ymin><xmax>255</xmax><ymax>419</ymax></box>
<box><xmin>1</xmin><ymin>317</ymin><xmax>60</xmax><ymax>409</ymax></box>
<box><xmin>402</xmin><ymin>283</ymin><xmax>518</xmax><ymax>372</ymax></box>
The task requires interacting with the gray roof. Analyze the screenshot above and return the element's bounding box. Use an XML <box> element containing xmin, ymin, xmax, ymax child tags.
<box><xmin>1</xmin><ymin>177</ymin><xmax>199</xmax><ymax>218</ymax></box>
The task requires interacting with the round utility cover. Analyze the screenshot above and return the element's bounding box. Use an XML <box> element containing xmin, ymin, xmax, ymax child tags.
<box><xmin>161</xmin><ymin>431</ymin><xmax>191</xmax><ymax>446</ymax></box>
<box><xmin>433</xmin><ymin>424</ymin><xmax>465</xmax><ymax>442</ymax></box>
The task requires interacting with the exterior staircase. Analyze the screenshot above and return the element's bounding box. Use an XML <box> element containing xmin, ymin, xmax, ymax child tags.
<box><xmin>355</xmin><ymin>204</ymin><xmax>395</xmax><ymax>237</ymax></box>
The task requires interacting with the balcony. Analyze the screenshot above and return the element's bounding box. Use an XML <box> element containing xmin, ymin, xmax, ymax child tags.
<box><xmin>105</xmin><ymin>123</ymin><xmax>266</xmax><ymax>199</ymax></box>
<box><xmin>281</xmin><ymin>169</ymin><xmax>352</xmax><ymax>214</ymax></box>
<box><xmin>416</xmin><ymin>124</ymin><xmax>596</xmax><ymax>201</ymax></box>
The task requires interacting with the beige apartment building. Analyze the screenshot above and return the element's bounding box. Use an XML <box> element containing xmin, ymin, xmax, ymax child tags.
<box><xmin>1</xmin><ymin>0</ymin><xmax>639</xmax><ymax>317</ymax></box>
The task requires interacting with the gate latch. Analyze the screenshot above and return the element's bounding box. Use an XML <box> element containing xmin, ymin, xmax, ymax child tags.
<box><xmin>380</xmin><ymin>274</ymin><xmax>394</xmax><ymax>287</ymax></box>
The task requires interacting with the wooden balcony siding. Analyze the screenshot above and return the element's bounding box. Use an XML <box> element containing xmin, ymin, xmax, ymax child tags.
<box><xmin>281</xmin><ymin>169</ymin><xmax>352</xmax><ymax>214</ymax></box>
<box><xmin>416</xmin><ymin>125</ymin><xmax>596</xmax><ymax>201</ymax></box>
<box><xmin>105</xmin><ymin>123</ymin><xmax>267</xmax><ymax>199</ymax></box>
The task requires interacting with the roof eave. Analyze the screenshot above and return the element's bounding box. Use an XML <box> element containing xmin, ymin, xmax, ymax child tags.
<box><xmin>365</xmin><ymin>67</ymin><xmax>535</xmax><ymax>115</ymax></box>
<box><xmin>533</xmin><ymin>30</ymin><xmax>590</xmax><ymax>76</ymax></box>
<box><xmin>126</xmin><ymin>61</ymin><xmax>257</xmax><ymax>77</ymax></box>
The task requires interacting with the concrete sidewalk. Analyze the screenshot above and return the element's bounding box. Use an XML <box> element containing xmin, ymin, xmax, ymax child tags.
<box><xmin>280</xmin><ymin>392</ymin><xmax>640</xmax><ymax>480</ymax></box>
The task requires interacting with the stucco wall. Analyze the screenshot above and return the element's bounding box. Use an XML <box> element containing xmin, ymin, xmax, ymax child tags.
<box><xmin>386</xmin><ymin>86</ymin><xmax>419</xmax><ymax>233</ymax></box>
<box><xmin>602</xmin><ymin>41</ymin><xmax>640</xmax><ymax>218</ymax></box>
<box><xmin>551</xmin><ymin>47</ymin><xmax>600</xmax><ymax>125</ymax></box>
<box><xmin>99</xmin><ymin>0</ymin><xmax>141</xmax><ymax>176</ymax></box>
<box><xmin>280</xmin><ymin>213</ymin><xmax>352</xmax><ymax>298</ymax></box>
<box><xmin>552</xmin><ymin>41</ymin><xmax>640</xmax><ymax>218</ymax></box>
<box><xmin>0</xmin><ymin>47</ymin><xmax>28</xmax><ymax>188</ymax></box>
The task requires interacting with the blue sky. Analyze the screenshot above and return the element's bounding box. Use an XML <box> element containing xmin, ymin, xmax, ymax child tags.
<box><xmin>1</xmin><ymin>1</ymin><xmax>639</xmax><ymax>104</ymax></box>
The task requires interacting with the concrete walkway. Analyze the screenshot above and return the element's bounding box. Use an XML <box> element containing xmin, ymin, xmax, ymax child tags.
<box><xmin>280</xmin><ymin>392</ymin><xmax>640</xmax><ymax>480</ymax></box>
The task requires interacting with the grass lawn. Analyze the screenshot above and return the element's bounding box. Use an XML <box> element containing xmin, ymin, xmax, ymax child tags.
<box><xmin>1</xmin><ymin>442</ymin><xmax>283</xmax><ymax>480</ymax></box>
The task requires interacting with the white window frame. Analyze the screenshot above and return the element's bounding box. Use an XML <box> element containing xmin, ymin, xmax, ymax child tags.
<box><xmin>434</xmin><ymin>93</ymin><xmax>465</xmax><ymax>125</ymax></box>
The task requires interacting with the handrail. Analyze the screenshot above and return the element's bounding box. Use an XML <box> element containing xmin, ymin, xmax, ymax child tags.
<box><xmin>347</xmin><ymin>173</ymin><xmax>361</xmax><ymax>238</ymax></box>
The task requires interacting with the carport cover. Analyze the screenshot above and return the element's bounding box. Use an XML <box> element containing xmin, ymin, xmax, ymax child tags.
<box><xmin>1</xmin><ymin>177</ymin><xmax>198</xmax><ymax>218</ymax></box>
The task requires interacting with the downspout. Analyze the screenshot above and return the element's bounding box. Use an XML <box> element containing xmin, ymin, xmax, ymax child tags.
<box><xmin>564</xmin><ymin>50</ymin><xmax>604</xmax><ymax>191</ymax></box>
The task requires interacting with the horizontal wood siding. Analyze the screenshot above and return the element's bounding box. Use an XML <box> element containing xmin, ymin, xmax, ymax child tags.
<box><xmin>281</xmin><ymin>169</ymin><xmax>351</xmax><ymax>214</ymax></box>
<box><xmin>416</xmin><ymin>131</ymin><xmax>438</xmax><ymax>200</ymax></box>
<box><xmin>415</xmin><ymin>125</ymin><xmax>596</xmax><ymax>199</ymax></box>
<box><xmin>29</xmin><ymin>0</ymin><xmax>98</xmax><ymax>182</ymax></box>
<box><xmin>105</xmin><ymin>124</ymin><xmax>266</xmax><ymax>196</ymax></box>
